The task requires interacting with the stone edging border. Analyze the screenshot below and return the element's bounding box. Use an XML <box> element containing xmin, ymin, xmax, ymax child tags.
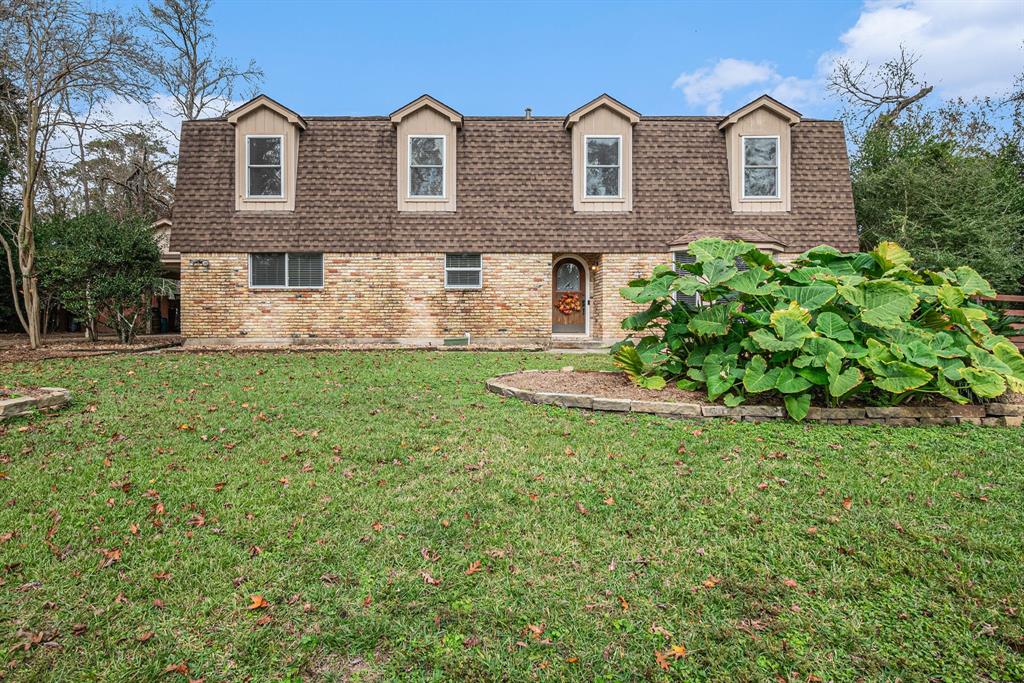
<box><xmin>0</xmin><ymin>388</ymin><xmax>71</xmax><ymax>421</ymax></box>
<box><xmin>485</xmin><ymin>371</ymin><xmax>1023</xmax><ymax>427</ymax></box>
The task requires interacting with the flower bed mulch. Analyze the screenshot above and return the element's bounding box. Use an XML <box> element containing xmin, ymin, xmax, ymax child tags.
<box><xmin>486</xmin><ymin>370</ymin><xmax>1024</xmax><ymax>427</ymax></box>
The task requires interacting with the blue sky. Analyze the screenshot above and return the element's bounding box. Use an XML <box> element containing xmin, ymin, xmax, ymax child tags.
<box><xmin>206</xmin><ymin>0</ymin><xmax>867</xmax><ymax>118</ymax></box>
<box><xmin>109</xmin><ymin>0</ymin><xmax>1021</xmax><ymax>130</ymax></box>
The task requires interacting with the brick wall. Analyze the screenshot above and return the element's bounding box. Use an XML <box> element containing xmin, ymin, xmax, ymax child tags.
<box><xmin>181</xmin><ymin>252</ymin><xmax>551</xmax><ymax>342</ymax></box>
<box><xmin>179</xmin><ymin>251</ymin><xmax>674</xmax><ymax>344</ymax></box>
<box><xmin>593</xmin><ymin>253</ymin><xmax>673</xmax><ymax>343</ymax></box>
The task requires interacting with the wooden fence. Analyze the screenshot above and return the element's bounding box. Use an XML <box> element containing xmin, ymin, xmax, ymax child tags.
<box><xmin>979</xmin><ymin>294</ymin><xmax>1024</xmax><ymax>349</ymax></box>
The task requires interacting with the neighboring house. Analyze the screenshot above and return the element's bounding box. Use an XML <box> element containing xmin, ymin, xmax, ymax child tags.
<box><xmin>170</xmin><ymin>92</ymin><xmax>856</xmax><ymax>345</ymax></box>
<box><xmin>150</xmin><ymin>217</ymin><xmax>181</xmax><ymax>334</ymax></box>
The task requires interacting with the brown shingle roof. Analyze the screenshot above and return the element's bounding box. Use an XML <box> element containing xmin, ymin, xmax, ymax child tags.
<box><xmin>171</xmin><ymin>116</ymin><xmax>857</xmax><ymax>254</ymax></box>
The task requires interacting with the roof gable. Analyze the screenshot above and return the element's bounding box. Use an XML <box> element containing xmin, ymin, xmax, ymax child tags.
<box><xmin>226</xmin><ymin>94</ymin><xmax>307</xmax><ymax>129</ymax></box>
<box><xmin>389</xmin><ymin>94</ymin><xmax>463</xmax><ymax>127</ymax></box>
<box><xmin>564</xmin><ymin>94</ymin><xmax>640</xmax><ymax>129</ymax></box>
<box><xmin>718</xmin><ymin>94</ymin><xmax>801</xmax><ymax>130</ymax></box>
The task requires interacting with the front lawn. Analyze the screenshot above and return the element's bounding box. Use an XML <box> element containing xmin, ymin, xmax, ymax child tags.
<box><xmin>1</xmin><ymin>351</ymin><xmax>1022</xmax><ymax>681</ymax></box>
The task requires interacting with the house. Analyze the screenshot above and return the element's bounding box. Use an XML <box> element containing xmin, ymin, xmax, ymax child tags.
<box><xmin>170</xmin><ymin>92</ymin><xmax>856</xmax><ymax>346</ymax></box>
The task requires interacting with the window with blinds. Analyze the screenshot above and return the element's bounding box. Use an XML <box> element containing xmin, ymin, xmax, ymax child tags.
<box><xmin>445</xmin><ymin>253</ymin><xmax>482</xmax><ymax>289</ymax></box>
<box><xmin>249</xmin><ymin>253</ymin><xmax>323</xmax><ymax>288</ymax></box>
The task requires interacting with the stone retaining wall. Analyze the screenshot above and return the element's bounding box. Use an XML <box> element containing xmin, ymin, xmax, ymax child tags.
<box><xmin>0</xmin><ymin>388</ymin><xmax>71</xmax><ymax>421</ymax></box>
<box><xmin>485</xmin><ymin>372</ymin><xmax>1023</xmax><ymax>427</ymax></box>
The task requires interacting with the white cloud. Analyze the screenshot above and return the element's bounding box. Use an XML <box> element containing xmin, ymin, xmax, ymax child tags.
<box><xmin>672</xmin><ymin>58</ymin><xmax>819</xmax><ymax>114</ymax></box>
<box><xmin>823</xmin><ymin>0</ymin><xmax>1023</xmax><ymax>100</ymax></box>
<box><xmin>672</xmin><ymin>0</ymin><xmax>1023</xmax><ymax>114</ymax></box>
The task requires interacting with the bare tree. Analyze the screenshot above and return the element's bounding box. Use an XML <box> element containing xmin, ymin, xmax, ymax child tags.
<box><xmin>140</xmin><ymin>0</ymin><xmax>263</xmax><ymax>127</ymax></box>
<box><xmin>828</xmin><ymin>46</ymin><xmax>934</xmax><ymax>138</ymax></box>
<box><xmin>0</xmin><ymin>0</ymin><xmax>149</xmax><ymax>348</ymax></box>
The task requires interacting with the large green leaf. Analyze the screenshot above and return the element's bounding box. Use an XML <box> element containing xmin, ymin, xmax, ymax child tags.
<box><xmin>778</xmin><ymin>284</ymin><xmax>837</xmax><ymax>311</ymax></box>
<box><xmin>952</xmin><ymin>266</ymin><xmax>996</xmax><ymax>297</ymax></box>
<box><xmin>966</xmin><ymin>345</ymin><xmax>1013</xmax><ymax>375</ymax></box>
<box><xmin>871</xmin><ymin>241</ymin><xmax>913</xmax><ymax>272</ymax></box>
<box><xmin>814</xmin><ymin>312</ymin><xmax>854</xmax><ymax>341</ymax></box>
<box><xmin>775</xmin><ymin>366</ymin><xmax>812</xmax><ymax>394</ymax></box>
<box><xmin>935</xmin><ymin>371</ymin><xmax>969</xmax><ymax>404</ymax></box>
<box><xmin>937</xmin><ymin>283</ymin><xmax>965</xmax><ymax>309</ymax></box>
<box><xmin>992</xmin><ymin>342</ymin><xmax>1024</xmax><ymax>381</ymax></box>
<box><xmin>870</xmin><ymin>361</ymin><xmax>933</xmax><ymax>394</ymax></box>
<box><xmin>688</xmin><ymin>238</ymin><xmax>756</xmax><ymax>263</ymax></box>
<box><xmin>783</xmin><ymin>393</ymin><xmax>811</xmax><ymax>421</ymax></box>
<box><xmin>703</xmin><ymin>353</ymin><xmax>737</xmax><ymax>401</ymax></box>
<box><xmin>900</xmin><ymin>340</ymin><xmax>939</xmax><ymax>368</ymax></box>
<box><xmin>801</xmin><ymin>336</ymin><xmax>846</xmax><ymax>367</ymax></box>
<box><xmin>826</xmin><ymin>352</ymin><xmax>863</xmax><ymax>397</ymax></box>
<box><xmin>857</xmin><ymin>280</ymin><xmax>919</xmax><ymax>328</ymax></box>
<box><xmin>728</xmin><ymin>267</ymin><xmax>777</xmax><ymax>295</ymax></box>
<box><xmin>960</xmin><ymin>367</ymin><xmax>1006</xmax><ymax>398</ymax></box>
<box><xmin>742</xmin><ymin>355</ymin><xmax>782</xmax><ymax>393</ymax></box>
<box><xmin>701</xmin><ymin>259</ymin><xmax>738</xmax><ymax>287</ymax></box>
<box><xmin>749</xmin><ymin>328</ymin><xmax>804</xmax><ymax>352</ymax></box>
<box><xmin>688</xmin><ymin>303</ymin><xmax>733</xmax><ymax>337</ymax></box>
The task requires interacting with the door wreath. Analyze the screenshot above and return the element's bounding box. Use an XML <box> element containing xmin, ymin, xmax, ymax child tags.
<box><xmin>557</xmin><ymin>292</ymin><xmax>583</xmax><ymax>315</ymax></box>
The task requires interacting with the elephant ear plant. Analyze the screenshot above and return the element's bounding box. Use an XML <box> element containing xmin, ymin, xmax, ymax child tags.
<box><xmin>612</xmin><ymin>239</ymin><xmax>1024</xmax><ymax>420</ymax></box>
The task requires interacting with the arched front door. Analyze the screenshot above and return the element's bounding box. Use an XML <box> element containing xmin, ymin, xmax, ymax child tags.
<box><xmin>552</xmin><ymin>257</ymin><xmax>587</xmax><ymax>334</ymax></box>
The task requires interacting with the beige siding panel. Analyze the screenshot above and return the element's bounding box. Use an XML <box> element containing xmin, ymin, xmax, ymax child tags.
<box><xmin>728</xmin><ymin>108</ymin><xmax>790</xmax><ymax>213</ymax></box>
<box><xmin>234</xmin><ymin>106</ymin><xmax>299</xmax><ymax>212</ymax></box>
<box><xmin>572</xmin><ymin>106</ymin><xmax>632</xmax><ymax>212</ymax></box>
<box><xmin>397</xmin><ymin>107</ymin><xmax>457</xmax><ymax>212</ymax></box>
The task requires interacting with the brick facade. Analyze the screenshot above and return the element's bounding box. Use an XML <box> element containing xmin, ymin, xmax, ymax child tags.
<box><xmin>179</xmin><ymin>251</ymin><xmax>675</xmax><ymax>345</ymax></box>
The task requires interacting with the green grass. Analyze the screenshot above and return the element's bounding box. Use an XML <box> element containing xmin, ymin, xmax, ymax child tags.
<box><xmin>1</xmin><ymin>351</ymin><xmax>1022</xmax><ymax>682</ymax></box>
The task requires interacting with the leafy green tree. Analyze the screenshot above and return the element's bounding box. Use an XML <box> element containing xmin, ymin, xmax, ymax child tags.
<box><xmin>37</xmin><ymin>212</ymin><xmax>161</xmax><ymax>343</ymax></box>
<box><xmin>830</xmin><ymin>50</ymin><xmax>1024</xmax><ymax>293</ymax></box>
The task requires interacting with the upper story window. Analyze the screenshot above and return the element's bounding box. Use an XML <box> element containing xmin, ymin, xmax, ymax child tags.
<box><xmin>409</xmin><ymin>135</ymin><xmax>446</xmax><ymax>198</ymax></box>
<box><xmin>742</xmin><ymin>136</ymin><xmax>779</xmax><ymax>199</ymax></box>
<box><xmin>584</xmin><ymin>136</ymin><xmax>621</xmax><ymax>198</ymax></box>
<box><xmin>246</xmin><ymin>135</ymin><xmax>284</xmax><ymax>198</ymax></box>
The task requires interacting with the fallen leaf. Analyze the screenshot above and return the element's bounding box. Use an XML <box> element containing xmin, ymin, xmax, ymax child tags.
<box><xmin>465</xmin><ymin>560</ymin><xmax>482</xmax><ymax>575</ymax></box>
<box><xmin>526</xmin><ymin>623</ymin><xmax>545</xmax><ymax>639</ymax></box>
<box><xmin>165</xmin><ymin>662</ymin><xmax>189</xmax><ymax>675</ymax></box>
<box><xmin>137</xmin><ymin>631</ymin><xmax>154</xmax><ymax>642</ymax></box>
<box><xmin>670</xmin><ymin>643</ymin><xmax>687</xmax><ymax>659</ymax></box>
<box><xmin>702</xmin><ymin>575</ymin><xmax>721</xmax><ymax>589</ymax></box>
<box><xmin>421</xmin><ymin>572</ymin><xmax>442</xmax><ymax>586</ymax></box>
<box><xmin>362</xmin><ymin>594</ymin><xmax>372</xmax><ymax>608</ymax></box>
<box><xmin>248</xmin><ymin>595</ymin><xmax>270</xmax><ymax>610</ymax></box>
<box><xmin>575</xmin><ymin>501</ymin><xmax>589</xmax><ymax>516</ymax></box>
<box><xmin>254</xmin><ymin>614</ymin><xmax>272</xmax><ymax>626</ymax></box>
<box><xmin>842</xmin><ymin>497</ymin><xmax>853</xmax><ymax>511</ymax></box>
<box><xmin>655</xmin><ymin>649</ymin><xmax>671</xmax><ymax>670</ymax></box>
<box><xmin>618</xmin><ymin>595</ymin><xmax>629</xmax><ymax>611</ymax></box>
<box><xmin>99</xmin><ymin>548</ymin><xmax>121</xmax><ymax>568</ymax></box>
<box><xmin>603</xmin><ymin>497</ymin><xmax>615</xmax><ymax>506</ymax></box>
<box><xmin>782</xmin><ymin>578</ymin><xmax>798</xmax><ymax>589</ymax></box>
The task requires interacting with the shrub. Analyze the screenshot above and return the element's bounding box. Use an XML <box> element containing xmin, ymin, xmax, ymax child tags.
<box><xmin>613</xmin><ymin>239</ymin><xmax>1024</xmax><ymax>420</ymax></box>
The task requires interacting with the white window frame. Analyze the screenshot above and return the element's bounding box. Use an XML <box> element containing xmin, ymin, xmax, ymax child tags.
<box><xmin>248</xmin><ymin>252</ymin><xmax>323</xmax><ymax>290</ymax></box>
<box><xmin>583</xmin><ymin>134</ymin><xmax>623</xmax><ymax>200</ymax></box>
<box><xmin>408</xmin><ymin>134</ymin><xmax>446</xmax><ymax>199</ymax></box>
<box><xmin>444</xmin><ymin>253</ymin><xmax>483</xmax><ymax>290</ymax></box>
<box><xmin>243</xmin><ymin>133</ymin><xmax>284</xmax><ymax>197</ymax></box>
<box><xmin>740</xmin><ymin>135</ymin><xmax>780</xmax><ymax>200</ymax></box>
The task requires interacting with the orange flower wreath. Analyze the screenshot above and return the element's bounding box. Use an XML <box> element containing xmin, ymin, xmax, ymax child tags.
<box><xmin>557</xmin><ymin>292</ymin><xmax>583</xmax><ymax>315</ymax></box>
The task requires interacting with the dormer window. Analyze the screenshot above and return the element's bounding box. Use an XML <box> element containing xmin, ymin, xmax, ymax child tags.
<box><xmin>742</xmin><ymin>136</ymin><xmax>779</xmax><ymax>199</ymax></box>
<box><xmin>409</xmin><ymin>135</ymin><xmax>445</xmax><ymax>198</ymax></box>
<box><xmin>584</xmin><ymin>136</ymin><xmax>621</xmax><ymax>198</ymax></box>
<box><xmin>246</xmin><ymin>135</ymin><xmax>284</xmax><ymax>198</ymax></box>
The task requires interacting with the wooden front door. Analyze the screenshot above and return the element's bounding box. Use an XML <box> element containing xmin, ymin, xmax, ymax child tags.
<box><xmin>552</xmin><ymin>258</ymin><xmax>586</xmax><ymax>334</ymax></box>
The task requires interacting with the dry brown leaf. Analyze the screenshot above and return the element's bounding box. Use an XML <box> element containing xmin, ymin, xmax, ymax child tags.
<box><xmin>248</xmin><ymin>594</ymin><xmax>270</xmax><ymax>610</ymax></box>
<box><xmin>465</xmin><ymin>560</ymin><xmax>482</xmax><ymax>575</ymax></box>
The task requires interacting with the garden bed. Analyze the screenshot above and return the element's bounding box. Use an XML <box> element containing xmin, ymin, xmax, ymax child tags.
<box><xmin>0</xmin><ymin>386</ymin><xmax>71</xmax><ymax>420</ymax></box>
<box><xmin>487</xmin><ymin>370</ymin><xmax>1024</xmax><ymax>426</ymax></box>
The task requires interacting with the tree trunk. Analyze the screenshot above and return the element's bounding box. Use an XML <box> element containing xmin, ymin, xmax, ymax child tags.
<box><xmin>19</xmin><ymin>103</ymin><xmax>42</xmax><ymax>349</ymax></box>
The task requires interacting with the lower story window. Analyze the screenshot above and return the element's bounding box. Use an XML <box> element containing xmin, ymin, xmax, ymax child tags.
<box><xmin>445</xmin><ymin>253</ymin><xmax>482</xmax><ymax>289</ymax></box>
<box><xmin>250</xmin><ymin>253</ymin><xmax>323</xmax><ymax>288</ymax></box>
